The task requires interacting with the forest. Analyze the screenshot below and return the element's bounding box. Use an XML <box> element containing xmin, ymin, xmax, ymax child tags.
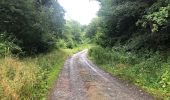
<box><xmin>88</xmin><ymin>0</ymin><xmax>170</xmax><ymax>99</ymax></box>
<box><xmin>0</xmin><ymin>0</ymin><xmax>170</xmax><ymax>99</ymax></box>
<box><xmin>0</xmin><ymin>0</ymin><xmax>86</xmax><ymax>99</ymax></box>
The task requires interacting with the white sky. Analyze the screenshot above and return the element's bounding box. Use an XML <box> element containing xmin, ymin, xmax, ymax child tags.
<box><xmin>58</xmin><ymin>0</ymin><xmax>100</xmax><ymax>25</ymax></box>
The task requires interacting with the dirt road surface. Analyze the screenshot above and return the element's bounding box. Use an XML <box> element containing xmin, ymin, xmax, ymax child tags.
<box><xmin>49</xmin><ymin>50</ymin><xmax>155</xmax><ymax>100</ymax></box>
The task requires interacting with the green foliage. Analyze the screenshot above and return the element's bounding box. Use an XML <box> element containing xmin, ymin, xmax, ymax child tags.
<box><xmin>137</xmin><ymin>4</ymin><xmax>170</xmax><ymax>32</ymax></box>
<box><xmin>95</xmin><ymin>0</ymin><xmax>148</xmax><ymax>47</ymax></box>
<box><xmin>0</xmin><ymin>44</ymin><xmax>91</xmax><ymax>99</ymax></box>
<box><xmin>0</xmin><ymin>32</ymin><xmax>21</xmax><ymax>56</ymax></box>
<box><xmin>159</xmin><ymin>63</ymin><xmax>170</xmax><ymax>90</ymax></box>
<box><xmin>56</xmin><ymin>39</ymin><xmax>67</xmax><ymax>48</ymax></box>
<box><xmin>93</xmin><ymin>0</ymin><xmax>170</xmax><ymax>50</ymax></box>
<box><xmin>89</xmin><ymin>46</ymin><xmax>170</xmax><ymax>99</ymax></box>
<box><xmin>86</xmin><ymin>18</ymin><xmax>101</xmax><ymax>38</ymax></box>
<box><xmin>0</xmin><ymin>57</ymin><xmax>38</xmax><ymax>99</ymax></box>
<box><xmin>66</xmin><ymin>40</ymin><xmax>74</xmax><ymax>49</ymax></box>
<box><xmin>0</xmin><ymin>50</ymin><xmax>66</xmax><ymax>99</ymax></box>
<box><xmin>88</xmin><ymin>0</ymin><xmax>170</xmax><ymax>99</ymax></box>
<box><xmin>61</xmin><ymin>20</ymin><xmax>86</xmax><ymax>48</ymax></box>
<box><xmin>0</xmin><ymin>0</ymin><xmax>65</xmax><ymax>55</ymax></box>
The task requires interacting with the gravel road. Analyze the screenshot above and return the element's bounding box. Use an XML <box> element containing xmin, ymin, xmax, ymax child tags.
<box><xmin>48</xmin><ymin>50</ymin><xmax>155</xmax><ymax>100</ymax></box>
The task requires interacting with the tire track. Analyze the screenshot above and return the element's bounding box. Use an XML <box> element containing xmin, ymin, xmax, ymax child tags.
<box><xmin>49</xmin><ymin>50</ymin><xmax>155</xmax><ymax>100</ymax></box>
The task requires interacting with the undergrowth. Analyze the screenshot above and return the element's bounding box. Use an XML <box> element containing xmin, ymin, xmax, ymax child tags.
<box><xmin>0</xmin><ymin>44</ymin><xmax>91</xmax><ymax>100</ymax></box>
<box><xmin>88</xmin><ymin>46</ymin><xmax>170</xmax><ymax>99</ymax></box>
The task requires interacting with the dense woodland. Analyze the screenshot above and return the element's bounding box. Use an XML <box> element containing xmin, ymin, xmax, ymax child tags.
<box><xmin>0</xmin><ymin>0</ymin><xmax>85</xmax><ymax>56</ymax></box>
<box><xmin>0</xmin><ymin>0</ymin><xmax>65</xmax><ymax>55</ymax></box>
<box><xmin>0</xmin><ymin>0</ymin><xmax>86</xmax><ymax>99</ymax></box>
<box><xmin>0</xmin><ymin>0</ymin><xmax>170</xmax><ymax>99</ymax></box>
<box><xmin>88</xmin><ymin>0</ymin><xmax>170</xmax><ymax>99</ymax></box>
<box><xmin>87</xmin><ymin>0</ymin><xmax>170</xmax><ymax>51</ymax></box>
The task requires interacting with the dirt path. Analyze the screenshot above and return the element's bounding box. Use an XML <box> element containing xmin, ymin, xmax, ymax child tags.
<box><xmin>49</xmin><ymin>50</ymin><xmax>155</xmax><ymax>100</ymax></box>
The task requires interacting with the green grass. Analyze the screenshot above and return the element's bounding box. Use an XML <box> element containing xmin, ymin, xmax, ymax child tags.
<box><xmin>47</xmin><ymin>44</ymin><xmax>92</xmax><ymax>91</ymax></box>
<box><xmin>88</xmin><ymin>46</ymin><xmax>170</xmax><ymax>100</ymax></box>
<box><xmin>0</xmin><ymin>44</ymin><xmax>92</xmax><ymax>100</ymax></box>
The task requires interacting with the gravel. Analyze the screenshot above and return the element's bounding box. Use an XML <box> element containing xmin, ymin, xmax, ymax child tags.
<box><xmin>48</xmin><ymin>50</ymin><xmax>155</xmax><ymax>100</ymax></box>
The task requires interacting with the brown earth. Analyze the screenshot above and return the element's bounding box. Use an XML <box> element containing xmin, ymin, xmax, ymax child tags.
<box><xmin>48</xmin><ymin>50</ymin><xmax>155</xmax><ymax>100</ymax></box>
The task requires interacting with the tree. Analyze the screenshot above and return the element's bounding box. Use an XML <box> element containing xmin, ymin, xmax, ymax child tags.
<box><xmin>95</xmin><ymin>0</ymin><xmax>170</xmax><ymax>50</ymax></box>
<box><xmin>0</xmin><ymin>0</ymin><xmax>65</xmax><ymax>55</ymax></box>
<box><xmin>86</xmin><ymin>18</ymin><xmax>100</xmax><ymax>38</ymax></box>
<box><xmin>60</xmin><ymin>20</ymin><xmax>84</xmax><ymax>48</ymax></box>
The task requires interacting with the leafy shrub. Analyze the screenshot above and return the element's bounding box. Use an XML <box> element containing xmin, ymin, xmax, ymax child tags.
<box><xmin>137</xmin><ymin>4</ymin><xmax>170</xmax><ymax>32</ymax></box>
<box><xmin>0</xmin><ymin>50</ymin><xmax>66</xmax><ymax>99</ymax></box>
<box><xmin>89</xmin><ymin>46</ymin><xmax>170</xmax><ymax>99</ymax></box>
<box><xmin>0</xmin><ymin>46</ymin><xmax>88</xmax><ymax>99</ymax></box>
<box><xmin>89</xmin><ymin>46</ymin><xmax>109</xmax><ymax>64</ymax></box>
<box><xmin>56</xmin><ymin>39</ymin><xmax>67</xmax><ymax>48</ymax></box>
<box><xmin>0</xmin><ymin>33</ymin><xmax>21</xmax><ymax>56</ymax></box>
<box><xmin>66</xmin><ymin>40</ymin><xmax>74</xmax><ymax>49</ymax></box>
<box><xmin>159</xmin><ymin>63</ymin><xmax>170</xmax><ymax>91</ymax></box>
<box><xmin>0</xmin><ymin>0</ymin><xmax>65</xmax><ymax>55</ymax></box>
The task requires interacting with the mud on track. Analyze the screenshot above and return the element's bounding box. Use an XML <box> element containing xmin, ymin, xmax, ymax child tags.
<box><xmin>49</xmin><ymin>50</ymin><xmax>155</xmax><ymax>100</ymax></box>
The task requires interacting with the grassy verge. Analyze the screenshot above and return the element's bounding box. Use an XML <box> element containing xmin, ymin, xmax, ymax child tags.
<box><xmin>46</xmin><ymin>44</ymin><xmax>92</xmax><ymax>92</ymax></box>
<box><xmin>0</xmin><ymin>44</ymin><xmax>91</xmax><ymax>100</ymax></box>
<box><xmin>88</xmin><ymin>46</ymin><xmax>170</xmax><ymax>100</ymax></box>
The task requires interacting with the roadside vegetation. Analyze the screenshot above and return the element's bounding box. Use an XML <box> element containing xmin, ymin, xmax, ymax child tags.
<box><xmin>89</xmin><ymin>46</ymin><xmax>170</xmax><ymax>99</ymax></box>
<box><xmin>0</xmin><ymin>0</ymin><xmax>90</xmax><ymax>99</ymax></box>
<box><xmin>87</xmin><ymin>0</ymin><xmax>170</xmax><ymax>99</ymax></box>
<box><xmin>0</xmin><ymin>44</ymin><xmax>90</xmax><ymax>100</ymax></box>
<box><xmin>0</xmin><ymin>50</ymin><xmax>65</xmax><ymax>99</ymax></box>
<box><xmin>1</xmin><ymin>0</ymin><xmax>170</xmax><ymax>99</ymax></box>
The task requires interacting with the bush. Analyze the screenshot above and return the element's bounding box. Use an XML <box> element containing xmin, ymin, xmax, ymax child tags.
<box><xmin>89</xmin><ymin>46</ymin><xmax>170</xmax><ymax>99</ymax></box>
<box><xmin>66</xmin><ymin>40</ymin><xmax>74</xmax><ymax>49</ymax></box>
<box><xmin>56</xmin><ymin>39</ymin><xmax>67</xmax><ymax>48</ymax></box>
<box><xmin>0</xmin><ymin>0</ymin><xmax>65</xmax><ymax>55</ymax></box>
<box><xmin>0</xmin><ymin>33</ymin><xmax>21</xmax><ymax>56</ymax></box>
<box><xmin>159</xmin><ymin>63</ymin><xmax>170</xmax><ymax>91</ymax></box>
<box><xmin>0</xmin><ymin>45</ymin><xmax>89</xmax><ymax>99</ymax></box>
